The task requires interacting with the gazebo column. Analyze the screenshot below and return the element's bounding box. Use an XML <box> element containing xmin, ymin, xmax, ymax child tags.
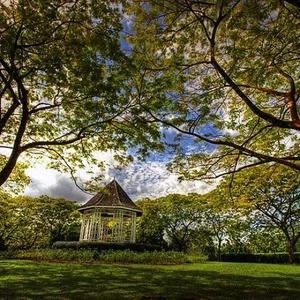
<box><xmin>114</xmin><ymin>209</ymin><xmax>123</xmax><ymax>242</ymax></box>
<box><xmin>131</xmin><ymin>212</ymin><xmax>137</xmax><ymax>243</ymax></box>
<box><xmin>86</xmin><ymin>214</ymin><xmax>92</xmax><ymax>240</ymax></box>
<box><xmin>96</xmin><ymin>209</ymin><xmax>103</xmax><ymax>240</ymax></box>
<box><xmin>91</xmin><ymin>211</ymin><xmax>96</xmax><ymax>240</ymax></box>
<box><xmin>80</xmin><ymin>213</ymin><xmax>92</xmax><ymax>241</ymax></box>
<box><xmin>79</xmin><ymin>214</ymin><xmax>86</xmax><ymax>241</ymax></box>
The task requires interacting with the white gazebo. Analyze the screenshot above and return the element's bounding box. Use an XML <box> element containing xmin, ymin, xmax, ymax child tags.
<box><xmin>78</xmin><ymin>179</ymin><xmax>142</xmax><ymax>243</ymax></box>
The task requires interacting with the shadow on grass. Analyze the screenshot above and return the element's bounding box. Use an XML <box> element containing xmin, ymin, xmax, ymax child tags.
<box><xmin>0</xmin><ymin>260</ymin><xmax>299</xmax><ymax>300</ymax></box>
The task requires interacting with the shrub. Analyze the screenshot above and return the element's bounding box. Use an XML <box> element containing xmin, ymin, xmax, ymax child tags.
<box><xmin>96</xmin><ymin>250</ymin><xmax>191</xmax><ymax>265</ymax></box>
<box><xmin>13</xmin><ymin>249</ymin><xmax>98</xmax><ymax>263</ymax></box>
<box><xmin>187</xmin><ymin>253</ymin><xmax>209</xmax><ymax>264</ymax></box>
<box><xmin>3</xmin><ymin>248</ymin><xmax>199</xmax><ymax>265</ymax></box>
<box><xmin>0</xmin><ymin>249</ymin><xmax>16</xmax><ymax>259</ymax></box>
<box><xmin>52</xmin><ymin>241</ymin><xmax>163</xmax><ymax>252</ymax></box>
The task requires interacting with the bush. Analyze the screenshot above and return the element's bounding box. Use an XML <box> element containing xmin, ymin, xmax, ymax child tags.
<box><xmin>12</xmin><ymin>249</ymin><xmax>98</xmax><ymax>263</ymax></box>
<box><xmin>96</xmin><ymin>250</ymin><xmax>192</xmax><ymax>265</ymax></box>
<box><xmin>0</xmin><ymin>249</ymin><xmax>17</xmax><ymax>259</ymax></box>
<box><xmin>220</xmin><ymin>252</ymin><xmax>300</xmax><ymax>264</ymax></box>
<box><xmin>52</xmin><ymin>241</ymin><xmax>163</xmax><ymax>252</ymax></box>
<box><xmin>2</xmin><ymin>248</ymin><xmax>201</xmax><ymax>265</ymax></box>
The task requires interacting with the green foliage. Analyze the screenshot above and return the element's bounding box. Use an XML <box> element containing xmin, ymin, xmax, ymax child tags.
<box><xmin>247</xmin><ymin>228</ymin><xmax>288</xmax><ymax>254</ymax></box>
<box><xmin>223</xmin><ymin>164</ymin><xmax>300</xmax><ymax>263</ymax></box>
<box><xmin>136</xmin><ymin>194</ymin><xmax>211</xmax><ymax>253</ymax></box>
<box><xmin>5</xmin><ymin>249</ymin><xmax>98</xmax><ymax>263</ymax></box>
<box><xmin>0</xmin><ymin>0</ymin><xmax>164</xmax><ymax>190</ymax></box>
<box><xmin>52</xmin><ymin>241</ymin><xmax>162</xmax><ymax>252</ymax></box>
<box><xmin>136</xmin><ymin>193</ymin><xmax>253</xmax><ymax>259</ymax></box>
<box><xmin>135</xmin><ymin>198</ymin><xmax>169</xmax><ymax>248</ymax></box>
<box><xmin>94</xmin><ymin>250</ymin><xmax>193</xmax><ymax>265</ymax></box>
<box><xmin>0</xmin><ymin>161</ymin><xmax>30</xmax><ymax>194</ymax></box>
<box><xmin>125</xmin><ymin>0</ymin><xmax>300</xmax><ymax>177</ymax></box>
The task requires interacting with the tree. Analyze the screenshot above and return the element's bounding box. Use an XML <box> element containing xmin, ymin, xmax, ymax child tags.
<box><xmin>137</xmin><ymin>194</ymin><xmax>208</xmax><ymax>252</ymax></box>
<box><xmin>158</xmin><ymin>194</ymin><xmax>206</xmax><ymax>252</ymax></box>
<box><xmin>227</xmin><ymin>165</ymin><xmax>300</xmax><ymax>263</ymax></box>
<box><xmin>0</xmin><ymin>194</ymin><xmax>41</xmax><ymax>249</ymax></box>
<box><xmin>200</xmin><ymin>189</ymin><xmax>252</xmax><ymax>259</ymax></box>
<box><xmin>0</xmin><ymin>193</ymin><xmax>80</xmax><ymax>249</ymax></box>
<box><xmin>125</xmin><ymin>0</ymin><xmax>300</xmax><ymax>179</ymax></box>
<box><xmin>35</xmin><ymin>195</ymin><xmax>81</xmax><ymax>246</ymax></box>
<box><xmin>135</xmin><ymin>198</ymin><xmax>167</xmax><ymax>247</ymax></box>
<box><xmin>0</xmin><ymin>0</ymin><xmax>163</xmax><ymax>190</ymax></box>
<box><xmin>203</xmin><ymin>207</ymin><xmax>235</xmax><ymax>260</ymax></box>
<box><xmin>0</xmin><ymin>190</ymin><xmax>15</xmax><ymax>250</ymax></box>
<box><xmin>247</xmin><ymin>227</ymin><xmax>287</xmax><ymax>254</ymax></box>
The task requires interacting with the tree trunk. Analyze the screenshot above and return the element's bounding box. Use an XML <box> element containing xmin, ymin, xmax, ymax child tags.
<box><xmin>0</xmin><ymin>235</ymin><xmax>8</xmax><ymax>251</ymax></box>
<box><xmin>217</xmin><ymin>239</ymin><xmax>222</xmax><ymax>261</ymax></box>
<box><xmin>287</xmin><ymin>241</ymin><xmax>295</xmax><ymax>263</ymax></box>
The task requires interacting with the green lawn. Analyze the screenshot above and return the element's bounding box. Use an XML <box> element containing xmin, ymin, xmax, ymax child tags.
<box><xmin>0</xmin><ymin>260</ymin><xmax>299</xmax><ymax>300</ymax></box>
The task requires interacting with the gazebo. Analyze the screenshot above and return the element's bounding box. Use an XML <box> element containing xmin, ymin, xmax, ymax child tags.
<box><xmin>78</xmin><ymin>179</ymin><xmax>142</xmax><ymax>243</ymax></box>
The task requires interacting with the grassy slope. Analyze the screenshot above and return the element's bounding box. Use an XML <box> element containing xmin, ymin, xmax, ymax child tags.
<box><xmin>0</xmin><ymin>260</ymin><xmax>299</xmax><ymax>300</ymax></box>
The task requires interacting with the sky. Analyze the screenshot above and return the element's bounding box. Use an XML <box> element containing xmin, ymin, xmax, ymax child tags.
<box><xmin>23</xmin><ymin>136</ymin><xmax>216</xmax><ymax>204</ymax></box>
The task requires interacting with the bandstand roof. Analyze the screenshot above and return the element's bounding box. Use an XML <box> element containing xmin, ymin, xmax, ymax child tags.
<box><xmin>78</xmin><ymin>179</ymin><xmax>142</xmax><ymax>216</ymax></box>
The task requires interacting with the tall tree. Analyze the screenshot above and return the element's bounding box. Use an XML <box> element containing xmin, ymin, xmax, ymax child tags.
<box><xmin>126</xmin><ymin>0</ymin><xmax>300</xmax><ymax>179</ymax></box>
<box><xmin>227</xmin><ymin>165</ymin><xmax>300</xmax><ymax>263</ymax></box>
<box><xmin>0</xmin><ymin>0</ymin><xmax>162</xmax><ymax>189</ymax></box>
<box><xmin>201</xmin><ymin>189</ymin><xmax>253</xmax><ymax>259</ymax></box>
<box><xmin>203</xmin><ymin>207</ymin><xmax>236</xmax><ymax>260</ymax></box>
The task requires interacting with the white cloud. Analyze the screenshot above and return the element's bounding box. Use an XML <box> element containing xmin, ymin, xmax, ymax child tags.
<box><xmin>24</xmin><ymin>167</ymin><xmax>90</xmax><ymax>202</ymax></box>
<box><xmin>24</xmin><ymin>155</ymin><xmax>215</xmax><ymax>204</ymax></box>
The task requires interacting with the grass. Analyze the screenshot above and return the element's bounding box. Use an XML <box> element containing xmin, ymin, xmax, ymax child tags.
<box><xmin>0</xmin><ymin>260</ymin><xmax>299</xmax><ymax>299</ymax></box>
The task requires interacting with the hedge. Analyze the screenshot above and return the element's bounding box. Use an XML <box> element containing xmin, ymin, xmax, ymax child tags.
<box><xmin>1</xmin><ymin>249</ymin><xmax>208</xmax><ymax>265</ymax></box>
<box><xmin>52</xmin><ymin>241</ymin><xmax>163</xmax><ymax>252</ymax></box>
<box><xmin>220</xmin><ymin>252</ymin><xmax>300</xmax><ymax>264</ymax></box>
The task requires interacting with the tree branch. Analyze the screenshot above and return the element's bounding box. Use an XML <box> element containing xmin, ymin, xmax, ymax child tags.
<box><xmin>211</xmin><ymin>57</ymin><xmax>300</xmax><ymax>130</ymax></box>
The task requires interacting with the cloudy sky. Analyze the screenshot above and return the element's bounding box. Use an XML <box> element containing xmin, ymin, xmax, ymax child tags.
<box><xmin>24</xmin><ymin>156</ymin><xmax>213</xmax><ymax>204</ymax></box>
<box><xmin>23</xmin><ymin>131</ymin><xmax>215</xmax><ymax>204</ymax></box>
